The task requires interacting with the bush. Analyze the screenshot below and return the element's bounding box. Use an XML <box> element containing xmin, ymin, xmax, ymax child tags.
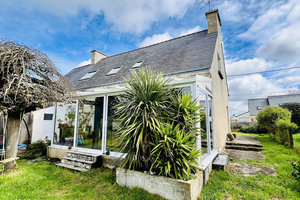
<box><xmin>257</xmin><ymin>106</ymin><xmax>291</xmax><ymax>133</ymax></box>
<box><xmin>22</xmin><ymin>140</ymin><xmax>50</xmax><ymax>159</ymax></box>
<box><xmin>274</xmin><ymin>120</ymin><xmax>298</xmax><ymax>146</ymax></box>
<box><xmin>281</xmin><ymin>102</ymin><xmax>300</xmax><ymax>128</ymax></box>
<box><xmin>291</xmin><ymin>161</ymin><xmax>300</xmax><ymax>182</ymax></box>
<box><xmin>240</xmin><ymin>124</ymin><xmax>257</xmax><ymax>133</ymax></box>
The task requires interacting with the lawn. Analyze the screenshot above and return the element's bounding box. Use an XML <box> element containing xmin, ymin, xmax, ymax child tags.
<box><xmin>201</xmin><ymin>133</ymin><xmax>300</xmax><ymax>200</ymax></box>
<box><xmin>0</xmin><ymin>160</ymin><xmax>164</xmax><ymax>200</ymax></box>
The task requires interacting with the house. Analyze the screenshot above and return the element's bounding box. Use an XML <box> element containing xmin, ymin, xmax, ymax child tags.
<box><xmin>48</xmin><ymin>9</ymin><xmax>230</xmax><ymax>178</ymax></box>
<box><xmin>248</xmin><ymin>94</ymin><xmax>300</xmax><ymax>116</ymax></box>
<box><xmin>231</xmin><ymin>111</ymin><xmax>255</xmax><ymax>123</ymax></box>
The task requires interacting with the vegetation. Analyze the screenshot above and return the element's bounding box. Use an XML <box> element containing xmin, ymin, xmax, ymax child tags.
<box><xmin>115</xmin><ymin>69</ymin><xmax>201</xmax><ymax>180</ymax></box>
<box><xmin>0</xmin><ymin>40</ymin><xmax>73</xmax><ymax>170</ymax></box>
<box><xmin>22</xmin><ymin>140</ymin><xmax>51</xmax><ymax>159</ymax></box>
<box><xmin>257</xmin><ymin>106</ymin><xmax>291</xmax><ymax>132</ymax></box>
<box><xmin>257</xmin><ymin>106</ymin><xmax>298</xmax><ymax>147</ymax></box>
<box><xmin>281</xmin><ymin>102</ymin><xmax>300</xmax><ymax>128</ymax></box>
<box><xmin>201</xmin><ymin>133</ymin><xmax>300</xmax><ymax>200</ymax></box>
<box><xmin>291</xmin><ymin>161</ymin><xmax>300</xmax><ymax>182</ymax></box>
<box><xmin>0</xmin><ymin>160</ymin><xmax>164</xmax><ymax>200</ymax></box>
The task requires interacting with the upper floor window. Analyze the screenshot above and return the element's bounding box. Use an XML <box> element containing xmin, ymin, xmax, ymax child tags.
<box><xmin>132</xmin><ymin>60</ymin><xmax>144</xmax><ymax>69</ymax></box>
<box><xmin>106</xmin><ymin>66</ymin><xmax>122</xmax><ymax>76</ymax></box>
<box><xmin>79</xmin><ymin>71</ymin><xmax>97</xmax><ymax>81</ymax></box>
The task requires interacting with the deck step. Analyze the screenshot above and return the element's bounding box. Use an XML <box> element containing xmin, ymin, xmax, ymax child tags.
<box><xmin>56</xmin><ymin>163</ymin><xmax>89</xmax><ymax>172</ymax></box>
<box><xmin>226</xmin><ymin>142</ymin><xmax>262</xmax><ymax>148</ymax></box>
<box><xmin>225</xmin><ymin>145</ymin><xmax>263</xmax><ymax>151</ymax></box>
<box><xmin>56</xmin><ymin>150</ymin><xmax>101</xmax><ymax>172</ymax></box>
<box><xmin>213</xmin><ymin>154</ymin><xmax>228</xmax><ymax>170</ymax></box>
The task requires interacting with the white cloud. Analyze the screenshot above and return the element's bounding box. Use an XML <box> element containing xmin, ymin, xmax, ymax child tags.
<box><xmin>76</xmin><ymin>59</ymin><xmax>91</xmax><ymax>68</ymax></box>
<box><xmin>179</xmin><ymin>26</ymin><xmax>200</xmax><ymax>36</ymax></box>
<box><xmin>225</xmin><ymin>58</ymin><xmax>271</xmax><ymax>75</ymax></box>
<box><xmin>6</xmin><ymin>0</ymin><xmax>196</xmax><ymax>33</ymax></box>
<box><xmin>139</xmin><ymin>26</ymin><xmax>201</xmax><ymax>47</ymax></box>
<box><xmin>139</xmin><ymin>33</ymin><xmax>172</xmax><ymax>47</ymax></box>
<box><xmin>228</xmin><ymin>74</ymin><xmax>286</xmax><ymax>114</ymax></box>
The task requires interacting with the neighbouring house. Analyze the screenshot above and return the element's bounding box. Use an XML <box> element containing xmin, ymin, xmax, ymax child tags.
<box><xmin>248</xmin><ymin>94</ymin><xmax>300</xmax><ymax>116</ymax></box>
<box><xmin>47</xmin><ymin>9</ymin><xmax>230</xmax><ymax>186</ymax></box>
<box><xmin>231</xmin><ymin>111</ymin><xmax>255</xmax><ymax>123</ymax></box>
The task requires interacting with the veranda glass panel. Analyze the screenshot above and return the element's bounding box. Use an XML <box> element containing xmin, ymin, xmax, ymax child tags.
<box><xmin>107</xmin><ymin>96</ymin><xmax>121</xmax><ymax>152</ymax></box>
<box><xmin>209</xmin><ymin>96</ymin><xmax>214</xmax><ymax>150</ymax></box>
<box><xmin>53</xmin><ymin>104</ymin><xmax>76</xmax><ymax>146</ymax></box>
<box><xmin>199</xmin><ymin>92</ymin><xmax>208</xmax><ymax>157</ymax></box>
<box><xmin>77</xmin><ymin>97</ymin><xmax>103</xmax><ymax>150</ymax></box>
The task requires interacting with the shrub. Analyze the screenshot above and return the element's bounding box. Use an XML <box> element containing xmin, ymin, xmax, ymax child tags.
<box><xmin>22</xmin><ymin>140</ymin><xmax>50</xmax><ymax>159</ymax></box>
<box><xmin>240</xmin><ymin>124</ymin><xmax>257</xmax><ymax>133</ymax></box>
<box><xmin>281</xmin><ymin>102</ymin><xmax>300</xmax><ymax>128</ymax></box>
<box><xmin>274</xmin><ymin>120</ymin><xmax>298</xmax><ymax>146</ymax></box>
<box><xmin>291</xmin><ymin>161</ymin><xmax>300</xmax><ymax>182</ymax></box>
<box><xmin>257</xmin><ymin>106</ymin><xmax>291</xmax><ymax>133</ymax></box>
<box><xmin>150</xmin><ymin>123</ymin><xmax>201</xmax><ymax>180</ymax></box>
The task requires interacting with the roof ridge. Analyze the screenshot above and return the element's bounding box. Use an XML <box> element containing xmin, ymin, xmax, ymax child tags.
<box><xmin>99</xmin><ymin>29</ymin><xmax>209</xmax><ymax>61</ymax></box>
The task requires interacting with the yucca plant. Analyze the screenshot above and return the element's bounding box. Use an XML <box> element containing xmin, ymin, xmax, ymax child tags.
<box><xmin>170</xmin><ymin>93</ymin><xmax>201</xmax><ymax>134</ymax></box>
<box><xmin>150</xmin><ymin>123</ymin><xmax>201</xmax><ymax>180</ymax></box>
<box><xmin>115</xmin><ymin>69</ymin><xmax>174</xmax><ymax>170</ymax></box>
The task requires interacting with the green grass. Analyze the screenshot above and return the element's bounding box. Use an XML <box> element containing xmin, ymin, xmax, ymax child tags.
<box><xmin>293</xmin><ymin>133</ymin><xmax>300</xmax><ymax>151</ymax></box>
<box><xmin>0</xmin><ymin>161</ymin><xmax>164</xmax><ymax>200</ymax></box>
<box><xmin>201</xmin><ymin>133</ymin><xmax>300</xmax><ymax>200</ymax></box>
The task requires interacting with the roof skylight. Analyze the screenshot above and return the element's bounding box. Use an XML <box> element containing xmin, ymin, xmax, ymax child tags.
<box><xmin>132</xmin><ymin>60</ymin><xmax>144</xmax><ymax>68</ymax></box>
<box><xmin>106</xmin><ymin>66</ymin><xmax>122</xmax><ymax>76</ymax></box>
<box><xmin>79</xmin><ymin>70</ymin><xmax>97</xmax><ymax>80</ymax></box>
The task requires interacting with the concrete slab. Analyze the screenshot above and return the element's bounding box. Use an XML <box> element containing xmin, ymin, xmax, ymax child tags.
<box><xmin>227</xmin><ymin>163</ymin><xmax>276</xmax><ymax>177</ymax></box>
<box><xmin>226</xmin><ymin>136</ymin><xmax>262</xmax><ymax>147</ymax></box>
<box><xmin>225</xmin><ymin>149</ymin><xmax>265</xmax><ymax>161</ymax></box>
<box><xmin>212</xmin><ymin>154</ymin><xmax>228</xmax><ymax>170</ymax></box>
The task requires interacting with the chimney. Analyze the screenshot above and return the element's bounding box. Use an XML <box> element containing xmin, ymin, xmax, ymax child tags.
<box><xmin>205</xmin><ymin>9</ymin><xmax>222</xmax><ymax>34</ymax></box>
<box><xmin>91</xmin><ymin>49</ymin><xmax>108</xmax><ymax>64</ymax></box>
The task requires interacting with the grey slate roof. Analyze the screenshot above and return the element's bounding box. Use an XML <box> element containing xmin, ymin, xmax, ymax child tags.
<box><xmin>65</xmin><ymin>30</ymin><xmax>218</xmax><ymax>90</ymax></box>
<box><xmin>248</xmin><ymin>94</ymin><xmax>300</xmax><ymax>116</ymax></box>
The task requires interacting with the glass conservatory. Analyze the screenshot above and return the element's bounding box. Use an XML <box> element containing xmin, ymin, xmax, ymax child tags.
<box><xmin>50</xmin><ymin>75</ymin><xmax>217</xmax><ymax>167</ymax></box>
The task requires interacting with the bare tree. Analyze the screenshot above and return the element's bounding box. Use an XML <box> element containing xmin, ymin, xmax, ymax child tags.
<box><xmin>0</xmin><ymin>40</ymin><xmax>74</xmax><ymax>171</ymax></box>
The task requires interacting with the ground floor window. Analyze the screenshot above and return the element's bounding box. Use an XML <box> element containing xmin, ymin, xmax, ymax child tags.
<box><xmin>77</xmin><ymin>97</ymin><xmax>103</xmax><ymax>150</ymax></box>
<box><xmin>53</xmin><ymin>103</ymin><xmax>76</xmax><ymax>146</ymax></box>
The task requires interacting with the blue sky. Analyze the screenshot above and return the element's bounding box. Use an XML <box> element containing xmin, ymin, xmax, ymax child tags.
<box><xmin>1</xmin><ymin>0</ymin><xmax>300</xmax><ymax>115</ymax></box>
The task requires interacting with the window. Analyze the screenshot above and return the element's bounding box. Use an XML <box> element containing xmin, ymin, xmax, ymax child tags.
<box><xmin>53</xmin><ymin>103</ymin><xmax>76</xmax><ymax>146</ymax></box>
<box><xmin>217</xmin><ymin>54</ymin><xmax>224</xmax><ymax>79</ymax></box>
<box><xmin>257</xmin><ymin>106</ymin><xmax>262</xmax><ymax>110</ymax></box>
<box><xmin>44</xmin><ymin>113</ymin><xmax>53</xmax><ymax>120</ymax></box>
<box><xmin>132</xmin><ymin>60</ymin><xmax>144</xmax><ymax>69</ymax></box>
<box><xmin>106</xmin><ymin>66</ymin><xmax>122</xmax><ymax>76</ymax></box>
<box><xmin>79</xmin><ymin>71</ymin><xmax>97</xmax><ymax>80</ymax></box>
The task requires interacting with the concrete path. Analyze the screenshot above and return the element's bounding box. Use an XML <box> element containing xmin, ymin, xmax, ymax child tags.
<box><xmin>225</xmin><ymin>135</ymin><xmax>276</xmax><ymax>177</ymax></box>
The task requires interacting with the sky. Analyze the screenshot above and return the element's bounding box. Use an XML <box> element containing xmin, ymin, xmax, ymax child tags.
<box><xmin>0</xmin><ymin>0</ymin><xmax>300</xmax><ymax>115</ymax></box>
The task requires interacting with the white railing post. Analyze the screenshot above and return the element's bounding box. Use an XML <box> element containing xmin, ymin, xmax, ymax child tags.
<box><xmin>73</xmin><ymin>99</ymin><xmax>80</xmax><ymax>148</ymax></box>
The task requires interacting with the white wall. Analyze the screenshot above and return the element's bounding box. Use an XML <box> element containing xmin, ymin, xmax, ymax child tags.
<box><xmin>31</xmin><ymin>106</ymin><xmax>55</xmax><ymax>143</ymax></box>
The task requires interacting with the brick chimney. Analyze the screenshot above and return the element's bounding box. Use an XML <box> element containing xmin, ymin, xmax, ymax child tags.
<box><xmin>91</xmin><ymin>50</ymin><xmax>108</xmax><ymax>64</ymax></box>
<box><xmin>205</xmin><ymin>9</ymin><xmax>222</xmax><ymax>34</ymax></box>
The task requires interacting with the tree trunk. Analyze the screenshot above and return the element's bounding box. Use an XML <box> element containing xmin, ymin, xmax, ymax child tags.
<box><xmin>5</xmin><ymin>112</ymin><xmax>21</xmax><ymax>171</ymax></box>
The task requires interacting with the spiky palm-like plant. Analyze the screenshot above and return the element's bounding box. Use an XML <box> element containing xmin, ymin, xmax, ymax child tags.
<box><xmin>115</xmin><ymin>69</ymin><xmax>173</xmax><ymax>170</ymax></box>
<box><xmin>150</xmin><ymin>123</ymin><xmax>201</xmax><ymax>180</ymax></box>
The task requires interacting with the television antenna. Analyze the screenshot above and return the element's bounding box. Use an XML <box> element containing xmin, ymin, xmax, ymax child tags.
<box><xmin>199</xmin><ymin>0</ymin><xmax>216</xmax><ymax>11</ymax></box>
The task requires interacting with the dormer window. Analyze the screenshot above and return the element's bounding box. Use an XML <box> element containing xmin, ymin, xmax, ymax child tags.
<box><xmin>132</xmin><ymin>60</ymin><xmax>144</xmax><ymax>68</ymax></box>
<box><xmin>79</xmin><ymin>70</ymin><xmax>97</xmax><ymax>80</ymax></box>
<box><xmin>106</xmin><ymin>66</ymin><xmax>122</xmax><ymax>76</ymax></box>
